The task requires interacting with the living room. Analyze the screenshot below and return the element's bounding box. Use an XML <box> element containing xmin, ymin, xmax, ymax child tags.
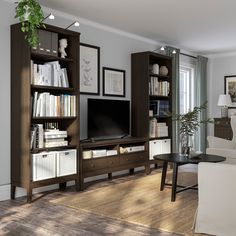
<box><xmin>1</xmin><ymin>0</ymin><xmax>236</xmax><ymax>235</ymax></box>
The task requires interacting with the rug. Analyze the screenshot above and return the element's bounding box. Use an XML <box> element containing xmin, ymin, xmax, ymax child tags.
<box><xmin>52</xmin><ymin>168</ymin><xmax>199</xmax><ymax>235</ymax></box>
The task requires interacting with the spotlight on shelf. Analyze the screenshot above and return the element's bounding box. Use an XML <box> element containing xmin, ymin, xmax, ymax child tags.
<box><xmin>43</xmin><ymin>13</ymin><xmax>55</xmax><ymax>21</ymax></box>
<box><xmin>65</xmin><ymin>21</ymin><xmax>80</xmax><ymax>30</ymax></box>
<box><xmin>172</xmin><ymin>49</ymin><xmax>176</xmax><ymax>54</ymax></box>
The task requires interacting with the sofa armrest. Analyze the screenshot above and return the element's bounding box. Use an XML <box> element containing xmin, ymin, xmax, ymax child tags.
<box><xmin>207</xmin><ymin>136</ymin><xmax>235</xmax><ymax>149</ymax></box>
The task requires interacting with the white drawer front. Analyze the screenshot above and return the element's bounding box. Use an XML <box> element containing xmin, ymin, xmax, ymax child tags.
<box><xmin>32</xmin><ymin>152</ymin><xmax>56</xmax><ymax>181</ymax></box>
<box><xmin>57</xmin><ymin>149</ymin><xmax>77</xmax><ymax>177</ymax></box>
<box><xmin>162</xmin><ymin>139</ymin><xmax>171</xmax><ymax>154</ymax></box>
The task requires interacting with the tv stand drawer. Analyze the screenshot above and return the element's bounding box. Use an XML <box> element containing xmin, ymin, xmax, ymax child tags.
<box><xmin>120</xmin><ymin>152</ymin><xmax>146</xmax><ymax>165</ymax></box>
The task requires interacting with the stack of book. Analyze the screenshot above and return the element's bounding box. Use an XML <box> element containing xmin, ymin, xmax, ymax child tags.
<box><xmin>149</xmin><ymin>120</ymin><xmax>168</xmax><ymax>138</ymax></box>
<box><xmin>31</xmin><ymin>125</ymin><xmax>68</xmax><ymax>149</ymax></box>
<box><xmin>44</xmin><ymin>129</ymin><xmax>68</xmax><ymax>148</ymax></box>
<box><xmin>31</xmin><ymin>61</ymin><xmax>69</xmax><ymax>87</ymax></box>
<box><xmin>32</xmin><ymin>92</ymin><xmax>76</xmax><ymax>117</ymax></box>
<box><xmin>149</xmin><ymin>77</ymin><xmax>170</xmax><ymax>96</ymax></box>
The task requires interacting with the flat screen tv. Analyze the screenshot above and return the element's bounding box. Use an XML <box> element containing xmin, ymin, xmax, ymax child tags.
<box><xmin>88</xmin><ymin>99</ymin><xmax>130</xmax><ymax>140</ymax></box>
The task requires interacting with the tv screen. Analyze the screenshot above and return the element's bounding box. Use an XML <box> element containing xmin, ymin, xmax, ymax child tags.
<box><xmin>88</xmin><ymin>99</ymin><xmax>130</xmax><ymax>140</ymax></box>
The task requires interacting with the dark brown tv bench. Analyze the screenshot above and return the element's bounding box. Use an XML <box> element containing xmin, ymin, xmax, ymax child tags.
<box><xmin>80</xmin><ymin>137</ymin><xmax>149</xmax><ymax>190</ymax></box>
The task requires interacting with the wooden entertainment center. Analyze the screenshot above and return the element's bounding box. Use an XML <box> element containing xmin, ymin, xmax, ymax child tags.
<box><xmin>80</xmin><ymin>137</ymin><xmax>149</xmax><ymax>189</ymax></box>
<box><xmin>11</xmin><ymin>22</ymin><xmax>173</xmax><ymax>201</ymax></box>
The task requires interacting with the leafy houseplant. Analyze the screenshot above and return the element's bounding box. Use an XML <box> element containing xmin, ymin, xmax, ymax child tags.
<box><xmin>171</xmin><ymin>102</ymin><xmax>212</xmax><ymax>155</ymax></box>
<box><xmin>15</xmin><ymin>0</ymin><xmax>45</xmax><ymax>47</ymax></box>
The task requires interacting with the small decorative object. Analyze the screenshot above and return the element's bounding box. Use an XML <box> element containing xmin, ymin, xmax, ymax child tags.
<box><xmin>152</xmin><ymin>64</ymin><xmax>159</xmax><ymax>74</ymax></box>
<box><xmin>228</xmin><ymin>108</ymin><xmax>236</xmax><ymax>117</ymax></box>
<box><xmin>159</xmin><ymin>66</ymin><xmax>168</xmax><ymax>76</ymax></box>
<box><xmin>80</xmin><ymin>43</ymin><xmax>100</xmax><ymax>95</ymax></box>
<box><xmin>15</xmin><ymin>0</ymin><xmax>45</xmax><ymax>47</ymax></box>
<box><xmin>103</xmin><ymin>67</ymin><xmax>125</xmax><ymax>97</ymax></box>
<box><xmin>59</xmin><ymin>38</ymin><xmax>68</xmax><ymax>58</ymax></box>
<box><xmin>225</xmin><ymin>75</ymin><xmax>236</xmax><ymax>107</ymax></box>
<box><xmin>171</xmin><ymin>102</ymin><xmax>212</xmax><ymax>156</ymax></box>
<box><xmin>217</xmin><ymin>94</ymin><xmax>232</xmax><ymax>118</ymax></box>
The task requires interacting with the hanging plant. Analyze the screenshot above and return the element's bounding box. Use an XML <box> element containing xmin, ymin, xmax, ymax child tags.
<box><xmin>15</xmin><ymin>0</ymin><xmax>45</xmax><ymax>47</ymax></box>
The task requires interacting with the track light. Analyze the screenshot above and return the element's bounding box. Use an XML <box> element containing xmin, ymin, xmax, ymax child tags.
<box><xmin>65</xmin><ymin>21</ymin><xmax>80</xmax><ymax>30</ymax></box>
<box><xmin>160</xmin><ymin>46</ymin><xmax>165</xmax><ymax>51</ymax></box>
<box><xmin>172</xmin><ymin>49</ymin><xmax>176</xmax><ymax>54</ymax></box>
<box><xmin>43</xmin><ymin>13</ymin><xmax>55</xmax><ymax>21</ymax></box>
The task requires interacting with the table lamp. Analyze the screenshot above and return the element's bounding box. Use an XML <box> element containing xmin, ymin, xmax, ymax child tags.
<box><xmin>217</xmin><ymin>94</ymin><xmax>232</xmax><ymax>117</ymax></box>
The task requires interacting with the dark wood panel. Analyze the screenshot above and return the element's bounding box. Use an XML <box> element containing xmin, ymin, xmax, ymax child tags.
<box><xmin>214</xmin><ymin>118</ymin><xmax>232</xmax><ymax>140</ymax></box>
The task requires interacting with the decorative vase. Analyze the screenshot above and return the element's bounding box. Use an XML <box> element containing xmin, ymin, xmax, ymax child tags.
<box><xmin>179</xmin><ymin>134</ymin><xmax>193</xmax><ymax>156</ymax></box>
<box><xmin>152</xmin><ymin>64</ymin><xmax>159</xmax><ymax>74</ymax></box>
<box><xmin>159</xmin><ymin>66</ymin><xmax>168</xmax><ymax>76</ymax></box>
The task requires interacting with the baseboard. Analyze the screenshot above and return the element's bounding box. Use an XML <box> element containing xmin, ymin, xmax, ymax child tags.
<box><xmin>0</xmin><ymin>181</ymin><xmax>75</xmax><ymax>202</ymax></box>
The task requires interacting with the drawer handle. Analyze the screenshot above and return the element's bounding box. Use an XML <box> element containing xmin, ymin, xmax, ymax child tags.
<box><xmin>46</xmin><ymin>49</ymin><xmax>51</xmax><ymax>52</ymax></box>
<box><xmin>39</xmin><ymin>48</ymin><xmax>44</xmax><ymax>51</ymax></box>
<box><xmin>215</xmin><ymin>121</ymin><xmax>220</xmax><ymax>125</ymax></box>
<box><xmin>42</xmin><ymin>154</ymin><xmax>48</xmax><ymax>158</ymax></box>
<box><xmin>53</xmin><ymin>50</ymin><xmax>57</xmax><ymax>53</ymax></box>
<box><xmin>65</xmin><ymin>152</ymin><xmax>69</xmax><ymax>155</ymax></box>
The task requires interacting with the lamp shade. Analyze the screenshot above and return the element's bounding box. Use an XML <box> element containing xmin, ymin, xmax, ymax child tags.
<box><xmin>217</xmin><ymin>94</ymin><xmax>232</xmax><ymax>107</ymax></box>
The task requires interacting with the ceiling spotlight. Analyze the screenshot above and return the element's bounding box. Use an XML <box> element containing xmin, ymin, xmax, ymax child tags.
<box><xmin>160</xmin><ymin>46</ymin><xmax>165</xmax><ymax>51</ymax></box>
<box><xmin>65</xmin><ymin>21</ymin><xmax>80</xmax><ymax>30</ymax></box>
<box><xmin>172</xmin><ymin>49</ymin><xmax>176</xmax><ymax>54</ymax></box>
<box><xmin>43</xmin><ymin>13</ymin><xmax>55</xmax><ymax>21</ymax></box>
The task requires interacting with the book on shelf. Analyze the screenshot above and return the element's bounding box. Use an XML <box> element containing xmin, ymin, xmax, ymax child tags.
<box><xmin>149</xmin><ymin>76</ymin><xmax>170</xmax><ymax>96</ymax></box>
<box><xmin>31</xmin><ymin>60</ymin><xmax>69</xmax><ymax>88</ymax></box>
<box><xmin>149</xmin><ymin>119</ymin><xmax>168</xmax><ymax>138</ymax></box>
<box><xmin>31</xmin><ymin>125</ymin><xmax>68</xmax><ymax>149</ymax></box>
<box><xmin>32</xmin><ymin>92</ymin><xmax>76</xmax><ymax>117</ymax></box>
<box><xmin>149</xmin><ymin>100</ymin><xmax>169</xmax><ymax>117</ymax></box>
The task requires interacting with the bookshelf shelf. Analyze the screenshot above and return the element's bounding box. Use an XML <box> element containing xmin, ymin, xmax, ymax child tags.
<box><xmin>31</xmin><ymin>145</ymin><xmax>77</xmax><ymax>154</ymax></box>
<box><xmin>149</xmin><ymin>137</ymin><xmax>170</xmax><ymax>141</ymax></box>
<box><xmin>11</xmin><ymin>23</ymin><xmax>80</xmax><ymax>202</ymax></box>
<box><xmin>149</xmin><ymin>95</ymin><xmax>170</xmax><ymax>99</ymax></box>
<box><xmin>31</xmin><ymin>85</ymin><xmax>76</xmax><ymax>93</ymax></box>
<box><xmin>31</xmin><ymin>52</ymin><xmax>74</xmax><ymax>63</ymax></box>
<box><xmin>32</xmin><ymin>116</ymin><xmax>77</xmax><ymax>120</ymax></box>
<box><xmin>149</xmin><ymin>73</ymin><xmax>170</xmax><ymax>79</ymax></box>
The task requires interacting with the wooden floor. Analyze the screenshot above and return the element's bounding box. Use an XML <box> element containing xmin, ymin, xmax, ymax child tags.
<box><xmin>0</xmin><ymin>168</ymin><xmax>198</xmax><ymax>236</ymax></box>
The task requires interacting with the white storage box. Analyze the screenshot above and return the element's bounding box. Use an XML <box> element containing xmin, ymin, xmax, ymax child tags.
<box><xmin>57</xmin><ymin>149</ymin><xmax>77</xmax><ymax>177</ymax></box>
<box><xmin>32</xmin><ymin>152</ymin><xmax>56</xmax><ymax>181</ymax></box>
<box><xmin>149</xmin><ymin>139</ymin><xmax>171</xmax><ymax>160</ymax></box>
<box><xmin>162</xmin><ymin>139</ymin><xmax>171</xmax><ymax>153</ymax></box>
<box><xmin>149</xmin><ymin>140</ymin><xmax>162</xmax><ymax>160</ymax></box>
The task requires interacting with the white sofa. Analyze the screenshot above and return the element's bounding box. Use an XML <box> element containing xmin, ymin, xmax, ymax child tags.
<box><xmin>194</xmin><ymin>162</ymin><xmax>236</xmax><ymax>236</ymax></box>
<box><xmin>194</xmin><ymin>116</ymin><xmax>236</xmax><ymax>235</ymax></box>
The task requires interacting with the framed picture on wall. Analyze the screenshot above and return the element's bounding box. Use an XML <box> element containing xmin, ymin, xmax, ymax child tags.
<box><xmin>80</xmin><ymin>43</ymin><xmax>100</xmax><ymax>95</ymax></box>
<box><xmin>103</xmin><ymin>67</ymin><xmax>125</xmax><ymax>97</ymax></box>
<box><xmin>225</xmin><ymin>75</ymin><xmax>236</xmax><ymax>107</ymax></box>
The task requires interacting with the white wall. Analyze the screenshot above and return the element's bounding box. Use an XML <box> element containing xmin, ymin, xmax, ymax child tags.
<box><xmin>0</xmin><ymin>0</ymin><xmax>158</xmax><ymax>200</ymax></box>
<box><xmin>207</xmin><ymin>53</ymin><xmax>236</xmax><ymax>135</ymax></box>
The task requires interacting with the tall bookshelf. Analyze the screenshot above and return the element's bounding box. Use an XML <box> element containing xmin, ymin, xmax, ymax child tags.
<box><xmin>131</xmin><ymin>51</ymin><xmax>173</xmax><ymax>166</ymax></box>
<box><xmin>11</xmin><ymin>23</ymin><xmax>80</xmax><ymax>202</ymax></box>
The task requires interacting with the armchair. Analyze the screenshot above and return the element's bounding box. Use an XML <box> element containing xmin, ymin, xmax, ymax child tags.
<box><xmin>206</xmin><ymin>116</ymin><xmax>236</xmax><ymax>162</ymax></box>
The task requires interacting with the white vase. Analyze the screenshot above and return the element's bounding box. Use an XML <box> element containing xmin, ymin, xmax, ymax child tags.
<box><xmin>152</xmin><ymin>64</ymin><xmax>159</xmax><ymax>74</ymax></box>
<box><xmin>159</xmin><ymin>66</ymin><xmax>168</xmax><ymax>76</ymax></box>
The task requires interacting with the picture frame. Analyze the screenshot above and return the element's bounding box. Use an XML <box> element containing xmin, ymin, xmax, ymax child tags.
<box><xmin>225</xmin><ymin>75</ymin><xmax>236</xmax><ymax>107</ymax></box>
<box><xmin>103</xmin><ymin>67</ymin><xmax>125</xmax><ymax>97</ymax></box>
<box><xmin>80</xmin><ymin>43</ymin><xmax>100</xmax><ymax>95</ymax></box>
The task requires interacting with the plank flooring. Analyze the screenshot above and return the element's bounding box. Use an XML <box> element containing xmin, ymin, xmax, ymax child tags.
<box><xmin>0</xmin><ymin>167</ymin><xmax>198</xmax><ymax>236</ymax></box>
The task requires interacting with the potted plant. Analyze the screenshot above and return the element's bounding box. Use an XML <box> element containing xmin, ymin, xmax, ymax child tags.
<box><xmin>171</xmin><ymin>102</ymin><xmax>212</xmax><ymax>156</ymax></box>
<box><xmin>15</xmin><ymin>0</ymin><xmax>45</xmax><ymax>47</ymax></box>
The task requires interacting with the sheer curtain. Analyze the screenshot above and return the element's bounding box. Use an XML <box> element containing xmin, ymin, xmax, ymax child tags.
<box><xmin>195</xmin><ymin>56</ymin><xmax>208</xmax><ymax>152</ymax></box>
<box><xmin>166</xmin><ymin>46</ymin><xmax>180</xmax><ymax>152</ymax></box>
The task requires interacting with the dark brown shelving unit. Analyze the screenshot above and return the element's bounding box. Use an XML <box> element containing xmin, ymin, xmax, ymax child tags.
<box><xmin>11</xmin><ymin>23</ymin><xmax>80</xmax><ymax>202</ymax></box>
<box><xmin>131</xmin><ymin>51</ymin><xmax>173</xmax><ymax>167</ymax></box>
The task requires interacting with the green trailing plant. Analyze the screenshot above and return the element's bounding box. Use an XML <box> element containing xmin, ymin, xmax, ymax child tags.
<box><xmin>15</xmin><ymin>0</ymin><xmax>45</xmax><ymax>47</ymax></box>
